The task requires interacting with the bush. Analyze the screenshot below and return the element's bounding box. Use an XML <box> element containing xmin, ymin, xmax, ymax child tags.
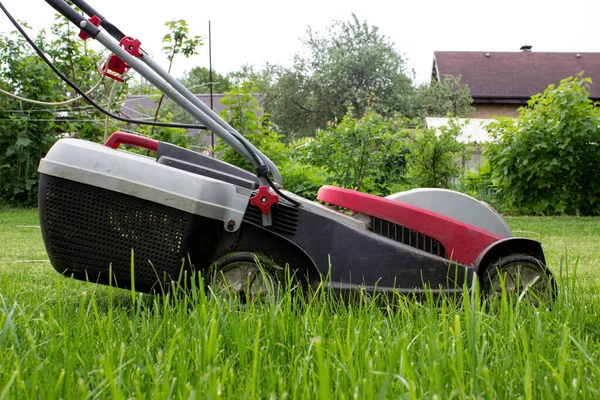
<box><xmin>281</xmin><ymin>161</ymin><xmax>331</xmax><ymax>200</ymax></box>
<box><xmin>486</xmin><ymin>75</ymin><xmax>600</xmax><ymax>215</ymax></box>
<box><xmin>217</xmin><ymin>82</ymin><xmax>290</xmax><ymax>173</ymax></box>
<box><xmin>0</xmin><ymin>22</ymin><xmax>128</xmax><ymax>206</ymax></box>
<box><xmin>458</xmin><ymin>161</ymin><xmax>505</xmax><ymax>212</ymax></box>
<box><xmin>302</xmin><ymin>109</ymin><xmax>409</xmax><ymax>196</ymax></box>
<box><xmin>404</xmin><ymin>119</ymin><xmax>469</xmax><ymax>189</ymax></box>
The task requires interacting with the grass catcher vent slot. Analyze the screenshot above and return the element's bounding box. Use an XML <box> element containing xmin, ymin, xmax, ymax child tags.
<box><xmin>370</xmin><ymin>217</ymin><xmax>447</xmax><ymax>258</ymax></box>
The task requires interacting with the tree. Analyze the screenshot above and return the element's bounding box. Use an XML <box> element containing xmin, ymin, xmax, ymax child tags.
<box><xmin>412</xmin><ymin>75</ymin><xmax>474</xmax><ymax>122</ymax></box>
<box><xmin>216</xmin><ymin>83</ymin><xmax>331</xmax><ymax>200</ymax></box>
<box><xmin>263</xmin><ymin>14</ymin><xmax>414</xmax><ymax>138</ymax></box>
<box><xmin>486</xmin><ymin>75</ymin><xmax>600</xmax><ymax>215</ymax></box>
<box><xmin>227</xmin><ymin>64</ymin><xmax>272</xmax><ymax>87</ymax></box>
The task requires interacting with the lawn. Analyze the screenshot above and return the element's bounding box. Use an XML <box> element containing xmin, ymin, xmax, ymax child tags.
<box><xmin>0</xmin><ymin>208</ymin><xmax>599</xmax><ymax>399</ymax></box>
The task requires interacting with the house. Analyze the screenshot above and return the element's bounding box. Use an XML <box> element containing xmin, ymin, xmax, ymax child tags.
<box><xmin>432</xmin><ymin>48</ymin><xmax>600</xmax><ymax>118</ymax></box>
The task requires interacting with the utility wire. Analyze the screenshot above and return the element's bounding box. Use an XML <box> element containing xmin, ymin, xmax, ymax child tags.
<box><xmin>0</xmin><ymin>118</ymin><xmax>104</xmax><ymax>123</ymax></box>
<box><xmin>0</xmin><ymin>74</ymin><xmax>104</xmax><ymax>106</ymax></box>
<box><xmin>1</xmin><ymin>104</ymin><xmax>105</xmax><ymax>113</ymax></box>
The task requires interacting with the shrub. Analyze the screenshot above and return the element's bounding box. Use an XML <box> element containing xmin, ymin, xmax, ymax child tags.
<box><xmin>217</xmin><ymin>82</ymin><xmax>290</xmax><ymax>173</ymax></box>
<box><xmin>404</xmin><ymin>119</ymin><xmax>469</xmax><ymax>189</ymax></box>
<box><xmin>302</xmin><ymin>109</ymin><xmax>409</xmax><ymax>196</ymax></box>
<box><xmin>0</xmin><ymin>22</ymin><xmax>128</xmax><ymax>206</ymax></box>
<box><xmin>486</xmin><ymin>75</ymin><xmax>600</xmax><ymax>215</ymax></box>
<box><xmin>281</xmin><ymin>161</ymin><xmax>331</xmax><ymax>200</ymax></box>
<box><xmin>458</xmin><ymin>161</ymin><xmax>505</xmax><ymax>212</ymax></box>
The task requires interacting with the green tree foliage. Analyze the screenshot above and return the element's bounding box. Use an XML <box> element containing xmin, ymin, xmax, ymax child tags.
<box><xmin>0</xmin><ymin>22</ymin><xmax>126</xmax><ymax>205</ymax></box>
<box><xmin>263</xmin><ymin>15</ymin><xmax>414</xmax><ymax>138</ymax></box>
<box><xmin>217</xmin><ymin>83</ymin><xmax>330</xmax><ymax>200</ymax></box>
<box><xmin>459</xmin><ymin>160</ymin><xmax>505</xmax><ymax>212</ymax></box>
<box><xmin>162</xmin><ymin>20</ymin><xmax>203</xmax><ymax>63</ymax></box>
<box><xmin>227</xmin><ymin>64</ymin><xmax>271</xmax><ymax>87</ymax></box>
<box><xmin>182</xmin><ymin>66</ymin><xmax>232</xmax><ymax>94</ymax></box>
<box><xmin>215</xmin><ymin>83</ymin><xmax>474</xmax><ymax>199</ymax></box>
<box><xmin>302</xmin><ymin>109</ymin><xmax>409</xmax><ymax>195</ymax></box>
<box><xmin>412</xmin><ymin>75</ymin><xmax>474</xmax><ymax>121</ymax></box>
<box><xmin>486</xmin><ymin>75</ymin><xmax>600</xmax><ymax>215</ymax></box>
<box><xmin>405</xmin><ymin>119</ymin><xmax>468</xmax><ymax>188</ymax></box>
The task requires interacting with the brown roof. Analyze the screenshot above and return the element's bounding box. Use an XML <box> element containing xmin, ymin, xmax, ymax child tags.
<box><xmin>433</xmin><ymin>51</ymin><xmax>600</xmax><ymax>103</ymax></box>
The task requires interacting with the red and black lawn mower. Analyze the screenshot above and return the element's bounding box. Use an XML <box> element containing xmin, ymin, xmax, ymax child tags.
<box><xmin>7</xmin><ymin>0</ymin><xmax>557</xmax><ymax>302</ymax></box>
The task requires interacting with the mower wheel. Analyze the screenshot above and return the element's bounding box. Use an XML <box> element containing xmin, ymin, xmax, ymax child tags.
<box><xmin>207</xmin><ymin>252</ymin><xmax>283</xmax><ymax>304</ymax></box>
<box><xmin>480</xmin><ymin>254</ymin><xmax>557</xmax><ymax>306</ymax></box>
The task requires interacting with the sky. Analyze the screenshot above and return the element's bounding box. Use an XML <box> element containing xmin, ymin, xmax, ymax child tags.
<box><xmin>1</xmin><ymin>0</ymin><xmax>598</xmax><ymax>85</ymax></box>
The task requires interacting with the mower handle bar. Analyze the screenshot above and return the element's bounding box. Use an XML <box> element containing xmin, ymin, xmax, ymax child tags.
<box><xmin>70</xmin><ymin>0</ymin><xmax>127</xmax><ymax>41</ymax></box>
<box><xmin>43</xmin><ymin>0</ymin><xmax>282</xmax><ymax>185</ymax></box>
<box><xmin>44</xmin><ymin>0</ymin><xmax>100</xmax><ymax>39</ymax></box>
<box><xmin>104</xmin><ymin>132</ymin><xmax>158</xmax><ymax>152</ymax></box>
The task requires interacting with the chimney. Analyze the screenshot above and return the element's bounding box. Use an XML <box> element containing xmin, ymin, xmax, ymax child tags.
<box><xmin>520</xmin><ymin>45</ymin><xmax>532</xmax><ymax>52</ymax></box>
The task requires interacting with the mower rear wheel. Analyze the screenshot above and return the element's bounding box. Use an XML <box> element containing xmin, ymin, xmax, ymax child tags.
<box><xmin>481</xmin><ymin>254</ymin><xmax>557</xmax><ymax>306</ymax></box>
<box><xmin>208</xmin><ymin>253</ymin><xmax>282</xmax><ymax>304</ymax></box>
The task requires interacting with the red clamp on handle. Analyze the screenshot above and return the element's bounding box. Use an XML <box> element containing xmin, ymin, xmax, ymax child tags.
<box><xmin>120</xmin><ymin>37</ymin><xmax>142</xmax><ymax>57</ymax></box>
<box><xmin>104</xmin><ymin>132</ymin><xmax>158</xmax><ymax>152</ymax></box>
<box><xmin>101</xmin><ymin>54</ymin><xmax>130</xmax><ymax>83</ymax></box>
<box><xmin>250</xmin><ymin>186</ymin><xmax>279</xmax><ymax>214</ymax></box>
<box><xmin>79</xmin><ymin>16</ymin><xmax>102</xmax><ymax>41</ymax></box>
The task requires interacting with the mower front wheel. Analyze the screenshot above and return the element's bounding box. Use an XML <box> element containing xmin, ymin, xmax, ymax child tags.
<box><xmin>480</xmin><ymin>254</ymin><xmax>557</xmax><ymax>306</ymax></box>
<box><xmin>207</xmin><ymin>252</ymin><xmax>283</xmax><ymax>304</ymax></box>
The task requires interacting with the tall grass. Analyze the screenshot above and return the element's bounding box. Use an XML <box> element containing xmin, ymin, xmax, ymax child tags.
<box><xmin>1</xmin><ymin>210</ymin><xmax>600</xmax><ymax>398</ymax></box>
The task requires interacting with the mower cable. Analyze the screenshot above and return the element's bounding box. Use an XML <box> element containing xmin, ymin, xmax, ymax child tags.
<box><xmin>265</xmin><ymin>175</ymin><xmax>301</xmax><ymax>207</ymax></box>
<box><xmin>0</xmin><ymin>1</ymin><xmax>208</xmax><ymax>131</ymax></box>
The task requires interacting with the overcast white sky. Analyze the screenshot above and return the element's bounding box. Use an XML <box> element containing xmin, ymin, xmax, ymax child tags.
<box><xmin>1</xmin><ymin>0</ymin><xmax>598</xmax><ymax>85</ymax></box>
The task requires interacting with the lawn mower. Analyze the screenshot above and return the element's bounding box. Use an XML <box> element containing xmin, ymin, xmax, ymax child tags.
<box><xmin>20</xmin><ymin>0</ymin><xmax>557</xmax><ymax>302</ymax></box>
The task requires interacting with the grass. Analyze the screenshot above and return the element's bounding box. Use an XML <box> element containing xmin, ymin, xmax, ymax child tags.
<box><xmin>1</xmin><ymin>208</ymin><xmax>600</xmax><ymax>399</ymax></box>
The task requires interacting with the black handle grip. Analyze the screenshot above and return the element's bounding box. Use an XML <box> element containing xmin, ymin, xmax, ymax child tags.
<box><xmin>71</xmin><ymin>0</ymin><xmax>126</xmax><ymax>41</ymax></box>
<box><xmin>45</xmin><ymin>0</ymin><xmax>100</xmax><ymax>38</ymax></box>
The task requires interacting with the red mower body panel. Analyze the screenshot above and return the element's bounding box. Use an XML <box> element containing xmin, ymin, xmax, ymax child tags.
<box><xmin>317</xmin><ymin>186</ymin><xmax>503</xmax><ymax>265</ymax></box>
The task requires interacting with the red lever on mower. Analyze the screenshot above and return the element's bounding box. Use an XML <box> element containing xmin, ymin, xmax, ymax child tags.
<box><xmin>101</xmin><ymin>54</ymin><xmax>130</xmax><ymax>83</ymax></box>
<box><xmin>104</xmin><ymin>132</ymin><xmax>158</xmax><ymax>152</ymax></box>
